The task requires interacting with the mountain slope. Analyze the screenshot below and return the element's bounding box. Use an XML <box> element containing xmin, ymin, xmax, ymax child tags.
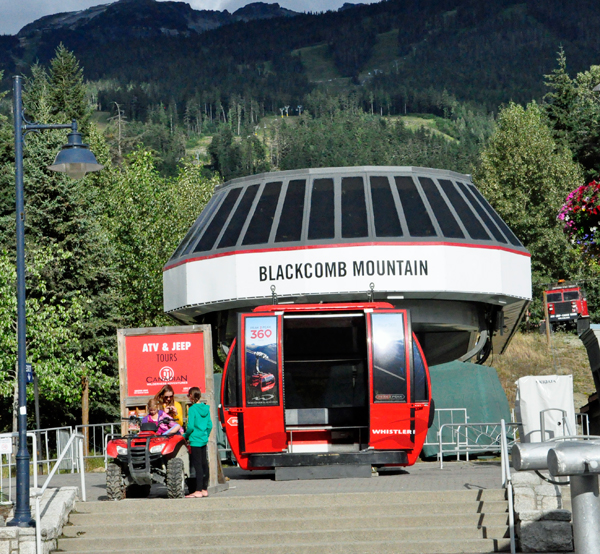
<box><xmin>1</xmin><ymin>0</ymin><xmax>600</xmax><ymax>117</ymax></box>
<box><xmin>17</xmin><ymin>0</ymin><xmax>298</xmax><ymax>41</ymax></box>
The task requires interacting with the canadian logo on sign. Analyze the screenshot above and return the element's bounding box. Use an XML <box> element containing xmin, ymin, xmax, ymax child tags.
<box><xmin>159</xmin><ymin>366</ymin><xmax>175</xmax><ymax>381</ymax></box>
<box><xmin>227</xmin><ymin>417</ymin><xmax>238</xmax><ymax>427</ymax></box>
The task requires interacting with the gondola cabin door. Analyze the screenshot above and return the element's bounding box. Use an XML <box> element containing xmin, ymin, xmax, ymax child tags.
<box><xmin>367</xmin><ymin>309</ymin><xmax>431</xmax><ymax>464</ymax></box>
<box><xmin>237</xmin><ymin>313</ymin><xmax>286</xmax><ymax>455</ymax></box>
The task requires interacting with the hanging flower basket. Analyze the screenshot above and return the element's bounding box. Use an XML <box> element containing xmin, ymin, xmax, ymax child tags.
<box><xmin>558</xmin><ymin>180</ymin><xmax>600</xmax><ymax>256</ymax></box>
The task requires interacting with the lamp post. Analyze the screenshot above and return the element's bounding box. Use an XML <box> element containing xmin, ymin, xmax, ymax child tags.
<box><xmin>8</xmin><ymin>75</ymin><xmax>103</xmax><ymax>528</ymax></box>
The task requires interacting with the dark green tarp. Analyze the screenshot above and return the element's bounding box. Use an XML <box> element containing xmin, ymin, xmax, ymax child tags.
<box><xmin>422</xmin><ymin>361</ymin><xmax>512</xmax><ymax>459</ymax></box>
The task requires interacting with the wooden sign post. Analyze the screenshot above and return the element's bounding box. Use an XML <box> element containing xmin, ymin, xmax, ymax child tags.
<box><xmin>116</xmin><ymin>324</ymin><xmax>227</xmax><ymax>493</ymax></box>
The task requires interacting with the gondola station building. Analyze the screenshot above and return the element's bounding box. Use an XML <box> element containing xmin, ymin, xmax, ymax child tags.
<box><xmin>163</xmin><ymin>166</ymin><xmax>531</xmax><ymax>473</ymax></box>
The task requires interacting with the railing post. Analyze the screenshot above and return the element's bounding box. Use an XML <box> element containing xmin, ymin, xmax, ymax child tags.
<box><xmin>30</xmin><ymin>432</ymin><xmax>37</xmax><ymax>489</ymax></box>
<box><xmin>500</xmin><ymin>419</ymin><xmax>516</xmax><ymax>554</ymax></box>
<box><xmin>35</xmin><ymin>496</ymin><xmax>41</xmax><ymax>554</ymax></box>
<box><xmin>79</xmin><ymin>436</ymin><xmax>86</xmax><ymax>502</ymax></box>
<box><xmin>570</xmin><ymin>474</ymin><xmax>600</xmax><ymax>553</ymax></box>
<box><xmin>438</xmin><ymin>424</ymin><xmax>445</xmax><ymax>469</ymax></box>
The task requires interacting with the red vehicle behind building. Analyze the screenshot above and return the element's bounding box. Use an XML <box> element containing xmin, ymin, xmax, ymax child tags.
<box><xmin>545</xmin><ymin>282</ymin><xmax>588</xmax><ymax>327</ymax></box>
<box><xmin>219</xmin><ymin>302</ymin><xmax>433</xmax><ymax>472</ymax></box>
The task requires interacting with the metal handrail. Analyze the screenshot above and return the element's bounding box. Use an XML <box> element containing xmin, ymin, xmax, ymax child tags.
<box><xmin>33</xmin><ymin>432</ymin><xmax>85</xmax><ymax>554</ymax></box>
<box><xmin>437</xmin><ymin>422</ymin><xmax>520</xmax><ymax>468</ymax></box>
<box><xmin>540</xmin><ymin>408</ymin><xmax>573</xmax><ymax>441</ymax></box>
<box><xmin>424</xmin><ymin>408</ymin><xmax>468</xmax><ymax>452</ymax></box>
<box><xmin>500</xmin><ymin>419</ymin><xmax>516</xmax><ymax>554</ymax></box>
<box><xmin>576</xmin><ymin>413</ymin><xmax>590</xmax><ymax>436</ymax></box>
<box><xmin>104</xmin><ymin>433</ymin><xmax>121</xmax><ymax>468</ymax></box>
<box><xmin>75</xmin><ymin>422</ymin><xmax>120</xmax><ymax>459</ymax></box>
<box><xmin>1</xmin><ymin>431</ymin><xmax>39</xmax><ymax>502</ymax></box>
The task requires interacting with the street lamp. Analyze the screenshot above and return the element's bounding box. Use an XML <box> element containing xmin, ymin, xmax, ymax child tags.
<box><xmin>8</xmin><ymin>75</ymin><xmax>103</xmax><ymax>528</ymax></box>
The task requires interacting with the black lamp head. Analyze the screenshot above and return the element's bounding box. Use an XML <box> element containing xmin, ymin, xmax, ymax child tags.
<box><xmin>48</xmin><ymin>122</ymin><xmax>103</xmax><ymax>179</ymax></box>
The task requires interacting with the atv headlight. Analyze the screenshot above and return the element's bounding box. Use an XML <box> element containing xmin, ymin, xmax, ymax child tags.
<box><xmin>116</xmin><ymin>446</ymin><xmax>127</xmax><ymax>455</ymax></box>
<box><xmin>150</xmin><ymin>444</ymin><xmax>166</xmax><ymax>454</ymax></box>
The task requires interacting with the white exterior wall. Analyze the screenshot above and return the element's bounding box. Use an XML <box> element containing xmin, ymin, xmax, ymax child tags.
<box><xmin>163</xmin><ymin>243</ymin><xmax>531</xmax><ymax>313</ymax></box>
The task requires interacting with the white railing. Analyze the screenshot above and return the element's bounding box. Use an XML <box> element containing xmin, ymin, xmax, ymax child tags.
<box><xmin>75</xmin><ymin>423</ymin><xmax>120</xmax><ymax>460</ymax></box>
<box><xmin>577</xmin><ymin>412</ymin><xmax>590</xmax><ymax>436</ymax></box>
<box><xmin>33</xmin><ymin>432</ymin><xmax>86</xmax><ymax>554</ymax></box>
<box><xmin>1</xmin><ymin>431</ymin><xmax>39</xmax><ymax>504</ymax></box>
<box><xmin>1</xmin><ymin>426</ymin><xmax>80</xmax><ymax>504</ymax></box>
<box><xmin>500</xmin><ymin>419</ymin><xmax>516</xmax><ymax>554</ymax></box>
<box><xmin>29</xmin><ymin>427</ymin><xmax>77</xmax><ymax>474</ymax></box>
<box><xmin>1</xmin><ymin>430</ymin><xmax>45</xmax><ymax>503</ymax></box>
<box><xmin>423</xmin><ymin>408</ymin><xmax>467</xmax><ymax>457</ymax></box>
<box><xmin>437</xmin><ymin>421</ymin><xmax>520</xmax><ymax>468</ymax></box>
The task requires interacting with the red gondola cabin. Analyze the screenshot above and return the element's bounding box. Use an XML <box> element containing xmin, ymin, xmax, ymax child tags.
<box><xmin>219</xmin><ymin>302</ymin><xmax>433</xmax><ymax>470</ymax></box>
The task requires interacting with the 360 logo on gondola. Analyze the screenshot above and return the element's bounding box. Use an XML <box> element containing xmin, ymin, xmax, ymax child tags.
<box><xmin>249</xmin><ymin>329</ymin><xmax>272</xmax><ymax>339</ymax></box>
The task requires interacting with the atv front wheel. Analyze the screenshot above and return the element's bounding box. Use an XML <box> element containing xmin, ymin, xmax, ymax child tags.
<box><xmin>166</xmin><ymin>457</ymin><xmax>185</xmax><ymax>499</ymax></box>
<box><xmin>106</xmin><ymin>462</ymin><xmax>125</xmax><ymax>501</ymax></box>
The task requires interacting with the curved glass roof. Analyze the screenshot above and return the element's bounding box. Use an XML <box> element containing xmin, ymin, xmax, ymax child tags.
<box><xmin>167</xmin><ymin>167</ymin><xmax>525</xmax><ymax>266</ymax></box>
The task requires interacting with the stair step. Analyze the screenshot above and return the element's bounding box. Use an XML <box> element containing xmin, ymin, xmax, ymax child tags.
<box><xmin>62</xmin><ymin>488</ymin><xmax>512</xmax><ymax>554</ymax></box>
<box><xmin>64</xmin><ymin>512</ymin><xmax>509</xmax><ymax>537</ymax></box>
<box><xmin>70</xmin><ymin>500</ymin><xmax>507</xmax><ymax>524</ymax></box>
<box><xmin>74</xmin><ymin>489</ymin><xmax>507</xmax><ymax>514</ymax></box>
<box><xmin>57</xmin><ymin>536</ymin><xmax>511</xmax><ymax>554</ymax></box>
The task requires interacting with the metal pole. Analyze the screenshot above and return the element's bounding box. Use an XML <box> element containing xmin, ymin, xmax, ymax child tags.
<box><xmin>33</xmin><ymin>372</ymin><xmax>40</xmax><ymax>433</ymax></box>
<box><xmin>79</xmin><ymin>436</ymin><xmax>86</xmax><ymax>502</ymax></box>
<box><xmin>33</xmin><ymin>371</ymin><xmax>42</xmax><ymax>471</ymax></box>
<box><xmin>570</xmin><ymin>474</ymin><xmax>600</xmax><ymax>554</ymax></box>
<box><xmin>543</xmin><ymin>291</ymin><xmax>551</xmax><ymax>348</ymax></box>
<box><xmin>8</xmin><ymin>75</ymin><xmax>34</xmax><ymax>528</ymax></box>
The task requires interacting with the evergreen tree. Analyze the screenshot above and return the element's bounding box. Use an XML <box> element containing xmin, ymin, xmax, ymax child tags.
<box><xmin>0</xmin><ymin>49</ymin><xmax>122</xmax><ymax>424</ymax></box>
<box><xmin>544</xmin><ymin>52</ymin><xmax>600</xmax><ymax>180</ymax></box>
<box><xmin>48</xmin><ymin>43</ymin><xmax>91</xmax><ymax>131</ymax></box>
<box><xmin>473</xmin><ymin>101</ymin><xmax>584</xmax><ymax>320</ymax></box>
<box><xmin>543</xmin><ymin>48</ymin><xmax>576</xmax><ymax>147</ymax></box>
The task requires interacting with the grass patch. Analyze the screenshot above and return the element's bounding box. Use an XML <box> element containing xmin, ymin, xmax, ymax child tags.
<box><xmin>185</xmin><ymin>134</ymin><xmax>213</xmax><ymax>159</ymax></box>
<box><xmin>85</xmin><ymin>457</ymin><xmax>106</xmax><ymax>472</ymax></box>
<box><xmin>360</xmin><ymin>29</ymin><xmax>400</xmax><ymax>78</ymax></box>
<box><xmin>393</xmin><ymin>115</ymin><xmax>458</xmax><ymax>142</ymax></box>
<box><xmin>292</xmin><ymin>43</ymin><xmax>341</xmax><ymax>82</ymax></box>
<box><xmin>91</xmin><ymin>111</ymin><xmax>111</xmax><ymax>130</ymax></box>
<box><xmin>493</xmin><ymin>331</ymin><xmax>595</xmax><ymax>410</ymax></box>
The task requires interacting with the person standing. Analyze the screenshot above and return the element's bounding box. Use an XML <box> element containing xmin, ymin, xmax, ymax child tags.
<box><xmin>184</xmin><ymin>387</ymin><xmax>212</xmax><ymax>498</ymax></box>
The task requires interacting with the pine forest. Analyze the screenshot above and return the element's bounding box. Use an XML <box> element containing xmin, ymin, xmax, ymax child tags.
<box><xmin>0</xmin><ymin>0</ymin><xmax>600</xmax><ymax>428</ymax></box>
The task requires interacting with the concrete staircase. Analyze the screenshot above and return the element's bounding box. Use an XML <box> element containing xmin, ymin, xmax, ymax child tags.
<box><xmin>57</xmin><ymin>489</ymin><xmax>511</xmax><ymax>553</ymax></box>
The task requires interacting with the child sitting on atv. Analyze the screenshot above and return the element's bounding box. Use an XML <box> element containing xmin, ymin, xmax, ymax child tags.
<box><xmin>142</xmin><ymin>398</ymin><xmax>182</xmax><ymax>435</ymax></box>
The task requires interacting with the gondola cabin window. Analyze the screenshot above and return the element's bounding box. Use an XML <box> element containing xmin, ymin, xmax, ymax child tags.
<box><xmin>371</xmin><ymin>313</ymin><xmax>407</xmax><ymax>403</ymax></box>
<box><xmin>223</xmin><ymin>342</ymin><xmax>238</xmax><ymax>408</ymax></box>
<box><xmin>413</xmin><ymin>341</ymin><xmax>428</xmax><ymax>402</ymax></box>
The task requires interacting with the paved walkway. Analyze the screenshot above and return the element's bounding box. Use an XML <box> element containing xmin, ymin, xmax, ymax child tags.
<box><xmin>32</xmin><ymin>460</ymin><xmax>506</xmax><ymax>502</ymax></box>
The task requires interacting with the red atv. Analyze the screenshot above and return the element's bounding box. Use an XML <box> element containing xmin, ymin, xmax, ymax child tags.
<box><xmin>105</xmin><ymin>417</ymin><xmax>190</xmax><ymax>500</ymax></box>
